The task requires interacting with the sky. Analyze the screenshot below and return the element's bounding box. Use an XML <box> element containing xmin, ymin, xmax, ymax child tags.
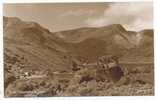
<box><xmin>3</xmin><ymin>2</ymin><xmax>153</xmax><ymax>32</ymax></box>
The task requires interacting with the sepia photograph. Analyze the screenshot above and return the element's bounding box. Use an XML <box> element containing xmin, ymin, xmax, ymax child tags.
<box><xmin>3</xmin><ymin>2</ymin><xmax>154</xmax><ymax>97</ymax></box>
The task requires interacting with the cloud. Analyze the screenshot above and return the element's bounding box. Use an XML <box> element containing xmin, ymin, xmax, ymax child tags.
<box><xmin>61</xmin><ymin>9</ymin><xmax>95</xmax><ymax>17</ymax></box>
<box><xmin>85</xmin><ymin>2</ymin><xmax>153</xmax><ymax>31</ymax></box>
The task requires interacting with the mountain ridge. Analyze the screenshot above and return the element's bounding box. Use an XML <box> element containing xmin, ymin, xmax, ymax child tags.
<box><xmin>4</xmin><ymin>16</ymin><xmax>154</xmax><ymax>70</ymax></box>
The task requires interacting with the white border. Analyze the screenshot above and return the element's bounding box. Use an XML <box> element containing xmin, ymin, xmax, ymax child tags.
<box><xmin>0</xmin><ymin>0</ymin><xmax>155</xmax><ymax>100</ymax></box>
<box><xmin>0</xmin><ymin>0</ymin><xmax>4</xmax><ymax>100</ymax></box>
<box><xmin>153</xmin><ymin>0</ymin><xmax>156</xmax><ymax>97</ymax></box>
<box><xmin>3</xmin><ymin>0</ymin><xmax>154</xmax><ymax>3</ymax></box>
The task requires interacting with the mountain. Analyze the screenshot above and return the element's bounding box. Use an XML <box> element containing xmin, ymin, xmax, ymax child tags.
<box><xmin>54</xmin><ymin>24</ymin><xmax>154</xmax><ymax>62</ymax></box>
<box><xmin>4</xmin><ymin>16</ymin><xmax>154</xmax><ymax>71</ymax></box>
<box><xmin>4</xmin><ymin>16</ymin><xmax>71</xmax><ymax>71</ymax></box>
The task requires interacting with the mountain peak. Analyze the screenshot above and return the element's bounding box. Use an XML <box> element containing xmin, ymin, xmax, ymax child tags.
<box><xmin>102</xmin><ymin>24</ymin><xmax>126</xmax><ymax>32</ymax></box>
<box><xmin>3</xmin><ymin>16</ymin><xmax>52</xmax><ymax>44</ymax></box>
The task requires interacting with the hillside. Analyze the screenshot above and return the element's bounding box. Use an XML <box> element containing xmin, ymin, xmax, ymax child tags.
<box><xmin>54</xmin><ymin>24</ymin><xmax>154</xmax><ymax>62</ymax></box>
<box><xmin>4</xmin><ymin>16</ymin><xmax>71</xmax><ymax>71</ymax></box>
<box><xmin>4</xmin><ymin>16</ymin><xmax>154</xmax><ymax>69</ymax></box>
<box><xmin>4</xmin><ymin>16</ymin><xmax>154</xmax><ymax>96</ymax></box>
